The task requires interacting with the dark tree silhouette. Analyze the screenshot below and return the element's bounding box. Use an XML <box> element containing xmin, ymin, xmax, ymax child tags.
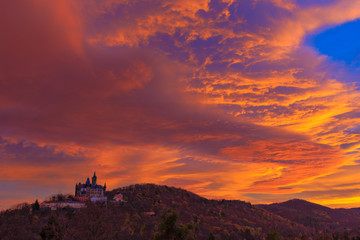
<box><xmin>267</xmin><ymin>231</ymin><xmax>280</xmax><ymax>240</ymax></box>
<box><xmin>207</xmin><ymin>232</ymin><xmax>216</xmax><ymax>240</ymax></box>
<box><xmin>40</xmin><ymin>215</ymin><xmax>64</xmax><ymax>240</ymax></box>
<box><xmin>32</xmin><ymin>199</ymin><xmax>40</xmax><ymax>211</ymax></box>
<box><xmin>153</xmin><ymin>209</ymin><xmax>195</xmax><ymax>240</ymax></box>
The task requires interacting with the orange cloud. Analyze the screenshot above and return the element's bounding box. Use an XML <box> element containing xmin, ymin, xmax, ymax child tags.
<box><xmin>2</xmin><ymin>0</ymin><xmax>360</xmax><ymax>209</ymax></box>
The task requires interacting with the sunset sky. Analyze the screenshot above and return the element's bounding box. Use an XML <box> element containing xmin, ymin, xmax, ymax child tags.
<box><xmin>2</xmin><ymin>0</ymin><xmax>360</xmax><ymax>209</ymax></box>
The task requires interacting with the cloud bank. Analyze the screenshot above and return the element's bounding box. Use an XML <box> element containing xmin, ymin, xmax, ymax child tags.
<box><xmin>1</xmin><ymin>0</ymin><xmax>360</xmax><ymax>208</ymax></box>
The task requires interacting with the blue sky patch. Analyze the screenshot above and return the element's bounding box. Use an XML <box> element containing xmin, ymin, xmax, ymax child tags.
<box><xmin>306</xmin><ymin>19</ymin><xmax>360</xmax><ymax>70</ymax></box>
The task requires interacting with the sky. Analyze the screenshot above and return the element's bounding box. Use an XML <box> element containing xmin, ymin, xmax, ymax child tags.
<box><xmin>2</xmin><ymin>0</ymin><xmax>360</xmax><ymax>209</ymax></box>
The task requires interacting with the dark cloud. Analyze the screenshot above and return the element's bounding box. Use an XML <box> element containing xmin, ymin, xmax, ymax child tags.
<box><xmin>340</xmin><ymin>142</ymin><xmax>359</xmax><ymax>149</ymax></box>
<box><xmin>268</xmin><ymin>86</ymin><xmax>309</xmax><ymax>95</ymax></box>
<box><xmin>0</xmin><ymin>1</ymin><xmax>323</xmax><ymax>162</ymax></box>
<box><xmin>296</xmin><ymin>0</ymin><xmax>338</xmax><ymax>7</ymax></box>
<box><xmin>227</xmin><ymin>0</ymin><xmax>292</xmax><ymax>30</ymax></box>
<box><xmin>334</xmin><ymin>110</ymin><xmax>360</xmax><ymax>120</ymax></box>
<box><xmin>0</xmin><ymin>138</ymin><xmax>88</xmax><ymax>166</ymax></box>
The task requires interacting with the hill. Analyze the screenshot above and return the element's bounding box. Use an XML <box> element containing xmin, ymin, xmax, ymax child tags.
<box><xmin>258</xmin><ymin>199</ymin><xmax>360</xmax><ymax>238</ymax></box>
<box><xmin>1</xmin><ymin>184</ymin><xmax>360</xmax><ymax>239</ymax></box>
<box><xmin>107</xmin><ymin>184</ymin><xmax>308</xmax><ymax>239</ymax></box>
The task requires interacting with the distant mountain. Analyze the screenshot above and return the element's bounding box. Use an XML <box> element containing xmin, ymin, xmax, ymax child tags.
<box><xmin>258</xmin><ymin>199</ymin><xmax>360</xmax><ymax>237</ymax></box>
<box><xmin>1</xmin><ymin>184</ymin><xmax>360</xmax><ymax>239</ymax></box>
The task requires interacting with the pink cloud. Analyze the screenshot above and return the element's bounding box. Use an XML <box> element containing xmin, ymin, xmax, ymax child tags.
<box><xmin>1</xmin><ymin>0</ymin><xmax>360</xmax><ymax>209</ymax></box>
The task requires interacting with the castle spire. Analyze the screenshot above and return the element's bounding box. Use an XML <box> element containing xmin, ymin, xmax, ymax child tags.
<box><xmin>92</xmin><ymin>171</ymin><xmax>97</xmax><ymax>185</ymax></box>
<box><xmin>86</xmin><ymin>177</ymin><xmax>90</xmax><ymax>185</ymax></box>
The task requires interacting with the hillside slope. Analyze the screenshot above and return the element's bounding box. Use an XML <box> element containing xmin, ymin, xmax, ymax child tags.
<box><xmin>108</xmin><ymin>184</ymin><xmax>308</xmax><ymax>239</ymax></box>
<box><xmin>258</xmin><ymin>199</ymin><xmax>360</xmax><ymax>236</ymax></box>
<box><xmin>1</xmin><ymin>184</ymin><xmax>360</xmax><ymax>239</ymax></box>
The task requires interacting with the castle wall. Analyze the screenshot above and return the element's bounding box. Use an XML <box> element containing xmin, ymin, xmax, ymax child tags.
<box><xmin>40</xmin><ymin>201</ymin><xmax>86</xmax><ymax>210</ymax></box>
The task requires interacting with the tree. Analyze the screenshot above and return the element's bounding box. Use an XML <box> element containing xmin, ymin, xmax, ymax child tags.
<box><xmin>32</xmin><ymin>199</ymin><xmax>40</xmax><ymax>211</ymax></box>
<box><xmin>241</xmin><ymin>228</ymin><xmax>254</xmax><ymax>240</ymax></box>
<box><xmin>40</xmin><ymin>215</ymin><xmax>64</xmax><ymax>240</ymax></box>
<box><xmin>153</xmin><ymin>209</ymin><xmax>192</xmax><ymax>240</ymax></box>
<box><xmin>208</xmin><ymin>232</ymin><xmax>216</xmax><ymax>240</ymax></box>
<box><xmin>267</xmin><ymin>231</ymin><xmax>280</xmax><ymax>240</ymax></box>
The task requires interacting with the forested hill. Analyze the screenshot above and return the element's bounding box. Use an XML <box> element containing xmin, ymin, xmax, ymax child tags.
<box><xmin>258</xmin><ymin>199</ymin><xmax>360</xmax><ymax>236</ymax></box>
<box><xmin>1</xmin><ymin>184</ymin><xmax>360</xmax><ymax>239</ymax></box>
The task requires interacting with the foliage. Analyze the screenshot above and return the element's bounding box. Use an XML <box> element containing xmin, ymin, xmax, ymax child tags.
<box><xmin>32</xmin><ymin>199</ymin><xmax>40</xmax><ymax>211</ymax></box>
<box><xmin>267</xmin><ymin>231</ymin><xmax>280</xmax><ymax>240</ymax></box>
<box><xmin>153</xmin><ymin>209</ymin><xmax>196</xmax><ymax>240</ymax></box>
<box><xmin>1</xmin><ymin>184</ymin><xmax>360</xmax><ymax>239</ymax></box>
<box><xmin>40</xmin><ymin>215</ymin><xmax>64</xmax><ymax>240</ymax></box>
<box><xmin>207</xmin><ymin>232</ymin><xmax>216</xmax><ymax>240</ymax></box>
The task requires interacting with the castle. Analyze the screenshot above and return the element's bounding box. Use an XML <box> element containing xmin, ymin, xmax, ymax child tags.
<box><xmin>75</xmin><ymin>172</ymin><xmax>107</xmax><ymax>202</ymax></box>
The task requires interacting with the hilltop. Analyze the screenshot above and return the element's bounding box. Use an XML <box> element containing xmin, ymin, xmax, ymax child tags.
<box><xmin>1</xmin><ymin>184</ymin><xmax>360</xmax><ymax>239</ymax></box>
<box><xmin>258</xmin><ymin>199</ymin><xmax>360</xmax><ymax>236</ymax></box>
<box><xmin>107</xmin><ymin>184</ymin><xmax>307</xmax><ymax>239</ymax></box>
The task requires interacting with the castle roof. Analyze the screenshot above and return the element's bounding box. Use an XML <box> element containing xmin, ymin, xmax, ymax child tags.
<box><xmin>76</xmin><ymin>173</ymin><xmax>106</xmax><ymax>190</ymax></box>
<box><xmin>77</xmin><ymin>183</ymin><xmax>104</xmax><ymax>189</ymax></box>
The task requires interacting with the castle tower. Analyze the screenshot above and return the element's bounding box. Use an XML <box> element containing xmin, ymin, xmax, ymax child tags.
<box><xmin>74</xmin><ymin>172</ymin><xmax>107</xmax><ymax>202</ymax></box>
<box><xmin>86</xmin><ymin>177</ymin><xmax>90</xmax><ymax>185</ymax></box>
<box><xmin>92</xmin><ymin>172</ymin><xmax>97</xmax><ymax>185</ymax></box>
